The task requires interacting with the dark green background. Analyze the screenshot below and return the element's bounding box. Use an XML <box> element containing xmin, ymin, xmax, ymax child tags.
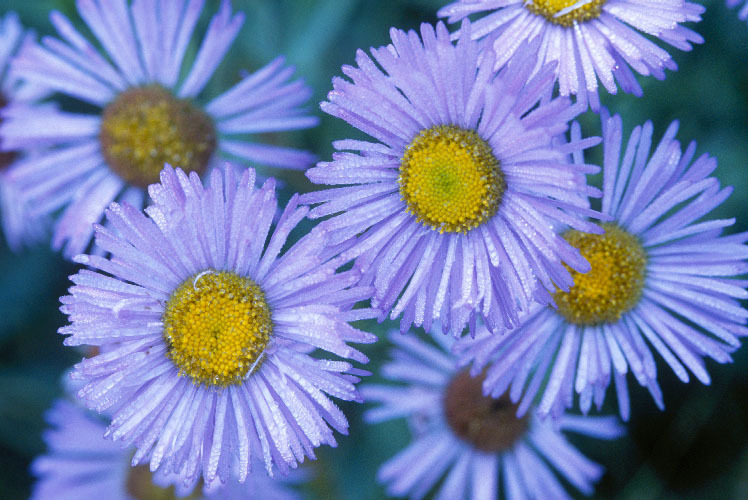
<box><xmin>1</xmin><ymin>0</ymin><xmax>747</xmax><ymax>499</ymax></box>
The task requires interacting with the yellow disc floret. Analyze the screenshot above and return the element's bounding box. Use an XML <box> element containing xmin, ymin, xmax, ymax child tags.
<box><xmin>555</xmin><ymin>223</ymin><xmax>647</xmax><ymax>325</ymax></box>
<box><xmin>162</xmin><ymin>271</ymin><xmax>272</xmax><ymax>387</ymax></box>
<box><xmin>100</xmin><ymin>85</ymin><xmax>216</xmax><ymax>188</ymax></box>
<box><xmin>398</xmin><ymin>125</ymin><xmax>505</xmax><ymax>233</ymax></box>
<box><xmin>524</xmin><ymin>0</ymin><xmax>606</xmax><ymax>26</ymax></box>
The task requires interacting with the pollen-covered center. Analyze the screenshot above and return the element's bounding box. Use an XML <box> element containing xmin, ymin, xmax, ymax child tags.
<box><xmin>555</xmin><ymin>223</ymin><xmax>647</xmax><ymax>326</ymax></box>
<box><xmin>398</xmin><ymin>125</ymin><xmax>505</xmax><ymax>233</ymax></box>
<box><xmin>525</xmin><ymin>0</ymin><xmax>606</xmax><ymax>26</ymax></box>
<box><xmin>126</xmin><ymin>464</ymin><xmax>201</xmax><ymax>500</ymax></box>
<box><xmin>100</xmin><ymin>85</ymin><xmax>216</xmax><ymax>188</ymax></box>
<box><xmin>162</xmin><ymin>271</ymin><xmax>272</xmax><ymax>387</ymax></box>
<box><xmin>444</xmin><ymin>369</ymin><xmax>529</xmax><ymax>452</ymax></box>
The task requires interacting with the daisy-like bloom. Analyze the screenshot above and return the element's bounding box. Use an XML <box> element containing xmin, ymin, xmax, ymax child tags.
<box><xmin>362</xmin><ymin>331</ymin><xmax>623</xmax><ymax>500</ymax></box>
<box><xmin>31</xmin><ymin>398</ymin><xmax>305</xmax><ymax>500</ymax></box>
<box><xmin>302</xmin><ymin>22</ymin><xmax>603</xmax><ymax>337</ymax></box>
<box><xmin>0</xmin><ymin>0</ymin><xmax>317</xmax><ymax>259</ymax></box>
<box><xmin>727</xmin><ymin>0</ymin><xmax>748</xmax><ymax>22</ymax></box>
<box><xmin>0</xmin><ymin>12</ymin><xmax>49</xmax><ymax>250</ymax></box>
<box><xmin>60</xmin><ymin>164</ymin><xmax>377</xmax><ymax>483</ymax></box>
<box><xmin>438</xmin><ymin>0</ymin><xmax>705</xmax><ymax>109</ymax></box>
<box><xmin>458</xmin><ymin>111</ymin><xmax>748</xmax><ymax>421</ymax></box>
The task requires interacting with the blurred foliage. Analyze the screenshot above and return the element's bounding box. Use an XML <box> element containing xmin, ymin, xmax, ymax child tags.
<box><xmin>1</xmin><ymin>0</ymin><xmax>747</xmax><ymax>499</ymax></box>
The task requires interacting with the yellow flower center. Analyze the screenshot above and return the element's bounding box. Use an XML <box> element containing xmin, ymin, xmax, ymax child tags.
<box><xmin>554</xmin><ymin>224</ymin><xmax>647</xmax><ymax>326</ymax></box>
<box><xmin>524</xmin><ymin>0</ymin><xmax>606</xmax><ymax>26</ymax></box>
<box><xmin>162</xmin><ymin>271</ymin><xmax>272</xmax><ymax>387</ymax></box>
<box><xmin>100</xmin><ymin>85</ymin><xmax>216</xmax><ymax>188</ymax></box>
<box><xmin>444</xmin><ymin>369</ymin><xmax>529</xmax><ymax>452</ymax></box>
<box><xmin>126</xmin><ymin>464</ymin><xmax>201</xmax><ymax>500</ymax></box>
<box><xmin>398</xmin><ymin>125</ymin><xmax>505</xmax><ymax>233</ymax></box>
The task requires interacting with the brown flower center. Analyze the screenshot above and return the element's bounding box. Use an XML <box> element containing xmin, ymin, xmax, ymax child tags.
<box><xmin>0</xmin><ymin>93</ymin><xmax>18</xmax><ymax>170</ymax></box>
<box><xmin>443</xmin><ymin>369</ymin><xmax>529</xmax><ymax>452</ymax></box>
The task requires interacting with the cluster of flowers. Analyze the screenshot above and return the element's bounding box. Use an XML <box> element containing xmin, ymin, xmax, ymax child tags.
<box><xmin>0</xmin><ymin>0</ymin><xmax>746</xmax><ymax>499</ymax></box>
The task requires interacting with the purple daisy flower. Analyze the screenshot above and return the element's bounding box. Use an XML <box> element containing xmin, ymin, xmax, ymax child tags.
<box><xmin>301</xmin><ymin>22</ymin><xmax>602</xmax><ymax>337</ymax></box>
<box><xmin>727</xmin><ymin>0</ymin><xmax>748</xmax><ymax>21</ymax></box>
<box><xmin>438</xmin><ymin>0</ymin><xmax>704</xmax><ymax>109</ymax></box>
<box><xmin>0</xmin><ymin>0</ymin><xmax>318</xmax><ymax>259</ymax></box>
<box><xmin>458</xmin><ymin>111</ymin><xmax>748</xmax><ymax>421</ymax></box>
<box><xmin>60</xmin><ymin>163</ymin><xmax>377</xmax><ymax>483</ymax></box>
<box><xmin>0</xmin><ymin>12</ymin><xmax>49</xmax><ymax>250</ymax></box>
<box><xmin>362</xmin><ymin>331</ymin><xmax>624</xmax><ymax>500</ymax></box>
<box><xmin>31</xmin><ymin>398</ymin><xmax>305</xmax><ymax>500</ymax></box>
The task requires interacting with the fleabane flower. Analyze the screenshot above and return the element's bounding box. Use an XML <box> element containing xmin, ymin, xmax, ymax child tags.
<box><xmin>0</xmin><ymin>11</ymin><xmax>49</xmax><ymax>250</ymax></box>
<box><xmin>361</xmin><ymin>331</ymin><xmax>623</xmax><ymax>500</ymax></box>
<box><xmin>458</xmin><ymin>111</ymin><xmax>748</xmax><ymax>421</ymax></box>
<box><xmin>302</xmin><ymin>22</ymin><xmax>602</xmax><ymax>337</ymax></box>
<box><xmin>60</xmin><ymin>164</ymin><xmax>377</xmax><ymax>483</ymax></box>
<box><xmin>1</xmin><ymin>0</ymin><xmax>318</xmax><ymax>259</ymax></box>
<box><xmin>438</xmin><ymin>0</ymin><xmax>704</xmax><ymax>109</ymax></box>
<box><xmin>727</xmin><ymin>0</ymin><xmax>748</xmax><ymax>22</ymax></box>
<box><xmin>31</xmin><ymin>399</ymin><xmax>306</xmax><ymax>500</ymax></box>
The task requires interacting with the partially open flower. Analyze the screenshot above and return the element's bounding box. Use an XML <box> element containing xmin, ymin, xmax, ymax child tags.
<box><xmin>31</xmin><ymin>399</ymin><xmax>305</xmax><ymax>500</ymax></box>
<box><xmin>362</xmin><ymin>331</ymin><xmax>624</xmax><ymax>500</ymax></box>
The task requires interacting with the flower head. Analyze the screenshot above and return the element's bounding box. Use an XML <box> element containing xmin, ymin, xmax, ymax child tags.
<box><xmin>1</xmin><ymin>0</ymin><xmax>318</xmax><ymax>258</ymax></box>
<box><xmin>362</xmin><ymin>331</ymin><xmax>624</xmax><ymax>500</ymax></box>
<box><xmin>0</xmin><ymin>12</ymin><xmax>49</xmax><ymax>250</ymax></box>
<box><xmin>302</xmin><ymin>22</ymin><xmax>602</xmax><ymax>337</ymax></box>
<box><xmin>31</xmin><ymin>398</ymin><xmax>305</xmax><ymax>500</ymax></box>
<box><xmin>458</xmin><ymin>111</ymin><xmax>748</xmax><ymax>420</ymax></box>
<box><xmin>60</xmin><ymin>163</ymin><xmax>377</xmax><ymax>483</ymax></box>
<box><xmin>438</xmin><ymin>0</ymin><xmax>705</xmax><ymax>109</ymax></box>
